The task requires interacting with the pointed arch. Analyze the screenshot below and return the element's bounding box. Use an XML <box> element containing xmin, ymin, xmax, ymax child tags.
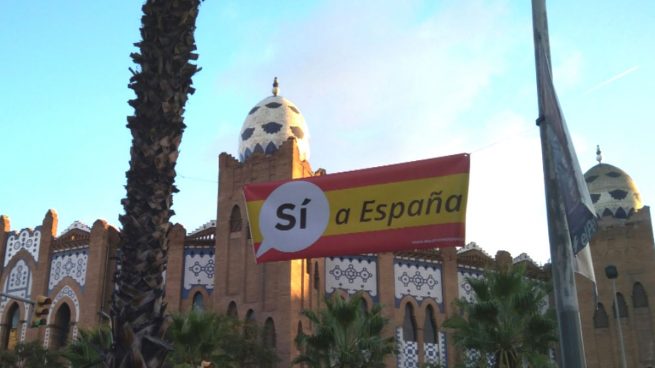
<box><xmin>2</xmin><ymin>302</ymin><xmax>21</xmax><ymax>350</ymax></box>
<box><xmin>359</xmin><ymin>297</ymin><xmax>369</xmax><ymax>315</ymax></box>
<box><xmin>593</xmin><ymin>303</ymin><xmax>609</xmax><ymax>328</ymax></box>
<box><xmin>633</xmin><ymin>282</ymin><xmax>649</xmax><ymax>308</ymax></box>
<box><xmin>229</xmin><ymin>205</ymin><xmax>242</xmax><ymax>233</ymax></box>
<box><xmin>613</xmin><ymin>293</ymin><xmax>629</xmax><ymax>318</ymax></box>
<box><xmin>403</xmin><ymin>303</ymin><xmax>417</xmax><ymax>342</ymax></box>
<box><xmin>263</xmin><ymin>317</ymin><xmax>276</xmax><ymax>348</ymax></box>
<box><xmin>424</xmin><ymin>305</ymin><xmax>438</xmax><ymax>344</ymax></box>
<box><xmin>192</xmin><ymin>291</ymin><xmax>204</xmax><ymax>311</ymax></box>
<box><xmin>51</xmin><ymin>303</ymin><xmax>72</xmax><ymax>349</ymax></box>
<box><xmin>227</xmin><ymin>301</ymin><xmax>238</xmax><ymax>319</ymax></box>
<box><xmin>244</xmin><ymin>309</ymin><xmax>256</xmax><ymax>338</ymax></box>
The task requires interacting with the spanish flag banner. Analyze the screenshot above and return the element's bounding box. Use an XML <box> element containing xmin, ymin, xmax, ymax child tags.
<box><xmin>243</xmin><ymin>153</ymin><xmax>470</xmax><ymax>263</ymax></box>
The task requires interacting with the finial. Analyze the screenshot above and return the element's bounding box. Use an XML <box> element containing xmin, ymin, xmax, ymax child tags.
<box><xmin>272</xmin><ymin>77</ymin><xmax>279</xmax><ymax>96</ymax></box>
<box><xmin>596</xmin><ymin>145</ymin><xmax>602</xmax><ymax>164</ymax></box>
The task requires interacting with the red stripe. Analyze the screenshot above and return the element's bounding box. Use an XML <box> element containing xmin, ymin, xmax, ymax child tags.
<box><xmin>244</xmin><ymin>153</ymin><xmax>470</xmax><ymax>201</ymax></box>
<box><xmin>252</xmin><ymin>222</ymin><xmax>465</xmax><ymax>263</ymax></box>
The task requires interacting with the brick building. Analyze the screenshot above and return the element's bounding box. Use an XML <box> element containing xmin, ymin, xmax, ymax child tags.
<box><xmin>0</xmin><ymin>84</ymin><xmax>652</xmax><ymax>367</ymax></box>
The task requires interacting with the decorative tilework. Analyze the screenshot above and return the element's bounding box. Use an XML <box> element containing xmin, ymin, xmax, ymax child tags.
<box><xmin>0</xmin><ymin>259</ymin><xmax>33</xmax><ymax>340</ymax></box>
<box><xmin>44</xmin><ymin>286</ymin><xmax>80</xmax><ymax>347</ymax></box>
<box><xmin>59</xmin><ymin>221</ymin><xmax>91</xmax><ymax>236</ymax></box>
<box><xmin>458</xmin><ymin>267</ymin><xmax>484</xmax><ymax>302</ymax></box>
<box><xmin>394</xmin><ymin>259</ymin><xmax>443</xmax><ymax>308</ymax></box>
<box><xmin>4</xmin><ymin>228</ymin><xmax>41</xmax><ymax>266</ymax></box>
<box><xmin>424</xmin><ymin>343</ymin><xmax>439</xmax><ymax>365</ymax></box>
<box><xmin>325</xmin><ymin>256</ymin><xmax>377</xmax><ymax>299</ymax></box>
<box><xmin>457</xmin><ymin>242</ymin><xmax>492</xmax><ymax>258</ymax></box>
<box><xmin>424</xmin><ymin>330</ymin><xmax>448</xmax><ymax>367</ymax></box>
<box><xmin>439</xmin><ymin>331</ymin><xmax>448</xmax><ymax>366</ymax></box>
<box><xmin>182</xmin><ymin>247</ymin><xmax>215</xmax><ymax>298</ymax></box>
<box><xmin>48</xmin><ymin>247</ymin><xmax>88</xmax><ymax>291</ymax></box>
<box><xmin>190</xmin><ymin>220</ymin><xmax>216</xmax><ymax>235</ymax></box>
<box><xmin>239</xmin><ymin>94</ymin><xmax>310</xmax><ymax>162</ymax></box>
<box><xmin>464</xmin><ymin>349</ymin><xmax>495</xmax><ymax>367</ymax></box>
<box><xmin>396</xmin><ymin>327</ymin><xmax>419</xmax><ymax>368</ymax></box>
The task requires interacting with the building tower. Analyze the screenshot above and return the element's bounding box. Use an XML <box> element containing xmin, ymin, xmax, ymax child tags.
<box><xmin>213</xmin><ymin>79</ymin><xmax>317</xmax><ymax>366</ymax></box>
<box><xmin>579</xmin><ymin>153</ymin><xmax>655</xmax><ymax>368</ymax></box>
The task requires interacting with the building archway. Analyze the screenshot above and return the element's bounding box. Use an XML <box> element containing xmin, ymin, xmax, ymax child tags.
<box><xmin>192</xmin><ymin>291</ymin><xmax>204</xmax><ymax>312</ymax></box>
<box><xmin>51</xmin><ymin>303</ymin><xmax>72</xmax><ymax>349</ymax></box>
<box><xmin>2</xmin><ymin>303</ymin><xmax>20</xmax><ymax>350</ymax></box>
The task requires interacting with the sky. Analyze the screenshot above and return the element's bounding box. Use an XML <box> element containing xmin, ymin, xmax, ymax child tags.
<box><xmin>1</xmin><ymin>0</ymin><xmax>653</xmax><ymax>264</ymax></box>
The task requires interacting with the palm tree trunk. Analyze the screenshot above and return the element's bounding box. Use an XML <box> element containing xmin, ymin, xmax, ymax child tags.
<box><xmin>109</xmin><ymin>1</ymin><xmax>200</xmax><ymax>367</ymax></box>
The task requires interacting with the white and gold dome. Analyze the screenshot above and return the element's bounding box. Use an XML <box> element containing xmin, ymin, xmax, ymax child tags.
<box><xmin>238</xmin><ymin>78</ymin><xmax>310</xmax><ymax>162</ymax></box>
<box><xmin>584</xmin><ymin>153</ymin><xmax>643</xmax><ymax>219</ymax></box>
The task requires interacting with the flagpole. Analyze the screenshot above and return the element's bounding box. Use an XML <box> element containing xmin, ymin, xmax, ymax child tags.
<box><xmin>531</xmin><ymin>0</ymin><xmax>587</xmax><ymax>367</ymax></box>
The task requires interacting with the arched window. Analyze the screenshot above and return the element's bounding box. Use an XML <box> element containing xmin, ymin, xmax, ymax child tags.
<box><xmin>313</xmin><ymin>262</ymin><xmax>320</xmax><ymax>291</ymax></box>
<box><xmin>192</xmin><ymin>292</ymin><xmax>204</xmax><ymax>312</ymax></box>
<box><xmin>245</xmin><ymin>310</ymin><xmax>256</xmax><ymax>338</ymax></box>
<box><xmin>229</xmin><ymin>205</ymin><xmax>242</xmax><ymax>233</ymax></box>
<box><xmin>227</xmin><ymin>301</ymin><xmax>238</xmax><ymax>319</ymax></box>
<box><xmin>263</xmin><ymin>318</ymin><xmax>276</xmax><ymax>348</ymax></box>
<box><xmin>633</xmin><ymin>282</ymin><xmax>649</xmax><ymax>308</ymax></box>
<box><xmin>52</xmin><ymin>303</ymin><xmax>72</xmax><ymax>349</ymax></box>
<box><xmin>360</xmin><ymin>297</ymin><xmax>369</xmax><ymax>315</ymax></box>
<box><xmin>593</xmin><ymin>303</ymin><xmax>609</xmax><ymax>328</ymax></box>
<box><xmin>613</xmin><ymin>293</ymin><xmax>629</xmax><ymax>318</ymax></box>
<box><xmin>2</xmin><ymin>303</ymin><xmax>20</xmax><ymax>350</ymax></box>
<box><xmin>424</xmin><ymin>305</ymin><xmax>438</xmax><ymax>344</ymax></box>
<box><xmin>403</xmin><ymin>303</ymin><xmax>417</xmax><ymax>342</ymax></box>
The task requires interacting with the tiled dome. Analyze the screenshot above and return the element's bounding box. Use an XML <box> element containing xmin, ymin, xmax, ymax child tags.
<box><xmin>238</xmin><ymin>79</ymin><xmax>309</xmax><ymax>162</ymax></box>
<box><xmin>584</xmin><ymin>163</ymin><xmax>643</xmax><ymax>218</ymax></box>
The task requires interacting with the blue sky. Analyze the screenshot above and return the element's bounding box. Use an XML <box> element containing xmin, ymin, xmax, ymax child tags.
<box><xmin>1</xmin><ymin>0</ymin><xmax>653</xmax><ymax>264</ymax></box>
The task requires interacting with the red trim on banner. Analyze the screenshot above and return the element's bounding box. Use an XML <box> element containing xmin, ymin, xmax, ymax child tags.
<box><xmin>252</xmin><ymin>222</ymin><xmax>465</xmax><ymax>263</ymax></box>
<box><xmin>244</xmin><ymin>153</ymin><xmax>469</xmax><ymax>201</ymax></box>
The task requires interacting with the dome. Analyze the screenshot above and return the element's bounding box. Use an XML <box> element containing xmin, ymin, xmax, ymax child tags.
<box><xmin>584</xmin><ymin>163</ymin><xmax>643</xmax><ymax>219</ymax></box>
<box><xmin>238</xmin><ymin>79</ymin><xmax>309</xmax><ymax>162</ymax></box>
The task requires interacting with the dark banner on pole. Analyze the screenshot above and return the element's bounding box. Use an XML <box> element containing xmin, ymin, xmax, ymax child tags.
<box><xmin>537</xmin><ymin>53</ymin><xmax>598</xmax><ymax>256</ymax></box>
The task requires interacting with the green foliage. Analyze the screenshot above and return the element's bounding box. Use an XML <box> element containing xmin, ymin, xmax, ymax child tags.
<box><xmin>0</xmin><ymin>341</ymin><xmax>66</xmax><ymax>368</ymax></box>
<box><xmin>443</xmin><ymin>264</ymin><xmax>557</xmax><ymax>368</ymax></box>
<box><xmin>165</xmin><ymin>311</ymin><xmax>278</xmax><ymax>368</ymax></box>
<box><xmin>293</xmin><ymin>293</ymin><xmax>396</xmax><ymax>368</ymax></box>
<box><xmin>61</xmin><ymin>325</ymin><xmax>113</xmax><ymax>368</ymax></box>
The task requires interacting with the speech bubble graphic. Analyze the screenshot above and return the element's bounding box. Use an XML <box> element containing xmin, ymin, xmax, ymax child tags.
<box><xmin>256</xmin><ymin>180</ymin><xmax>330</xmax><ymax>257</ymax></box>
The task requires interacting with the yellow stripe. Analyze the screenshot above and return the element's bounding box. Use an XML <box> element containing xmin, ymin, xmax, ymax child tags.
<box><xmin>246</xmin><ymin>173</ymin><xmax>468</xmax><ymax>243</ymax></box>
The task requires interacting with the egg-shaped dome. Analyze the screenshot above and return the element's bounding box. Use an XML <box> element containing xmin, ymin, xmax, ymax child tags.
<box><xmin>584</xmin><ymin>163</ymin><xmax>643</xmax><ymax>219</ymax></box>
<box><xmin>238</xmin><ymin>82</ymin><xmax>309</xmax><ymax>162</ymax></box>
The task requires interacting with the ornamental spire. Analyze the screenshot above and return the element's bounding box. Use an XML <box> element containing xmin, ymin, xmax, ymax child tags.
<box><xmin>596</xmin><ymin>145</ymin><xmax>602</xmax><ymax>164</ymax></box>
<box><xmin>272</xmin><ymin>77</ymin><xmax>279</xmax><ymax>96</ymax></box>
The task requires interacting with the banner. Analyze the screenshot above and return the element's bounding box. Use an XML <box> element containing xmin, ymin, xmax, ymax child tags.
<box><xmin>243</xmin><ymin>154</ymin><xmax>470</xmax><ymax>263</ymax></box>
<box><xmin>537</xmin><ymin>42</ymin><xmax>598</xmax><ymax>281</ymax></box>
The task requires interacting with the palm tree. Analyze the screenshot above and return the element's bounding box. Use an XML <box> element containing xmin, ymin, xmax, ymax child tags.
<box><xmin>61</xmin><ymin>326</ymin><xmax>112</xmax><ymax>368</ymax></box>
<box><xmin>165</xmin><ymin>311</ymin><xmax>278</xmax><ymax>368</ymax></box>
<box><xmin>443</xmin><ymin>264</ymin><xmax>557</xmax><ymax>368</ymax></box>
<box><xmin>110</xmin><ymin>0</ymin><xmax>201</xmax><ymax>367</ymax></box>
<box><xmin>293</xmin><ymin>293</ymin><xmax>396</xmax><ymax>368</ymax></box>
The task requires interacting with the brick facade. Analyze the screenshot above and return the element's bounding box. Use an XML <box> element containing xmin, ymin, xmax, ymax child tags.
<box><xmin>1</xmin><ymin>141</ymin><xmax>653</xmax><ymax>367</ymax></box>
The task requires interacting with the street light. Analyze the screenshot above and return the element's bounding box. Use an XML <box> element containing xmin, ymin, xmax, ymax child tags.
<box><xmin>605</xmin><ymin>265</ymin><xmax>627</xmax><ymax>368</ymax></box>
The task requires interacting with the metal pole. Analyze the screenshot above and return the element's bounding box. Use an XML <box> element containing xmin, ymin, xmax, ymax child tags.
<box><xmin>611</xmin><ymin>279</ymin><xmax>628</xmax><ymax>368</ymax></box>
<box><xmin>0</xmin><ymin>292</ymin><xmax>35</xmax><ymax>305</ymax></box>
<box><xmin>531</xmin><ymin>1</ymin><xmax>587</xmax><ymax>366</ymax></box>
